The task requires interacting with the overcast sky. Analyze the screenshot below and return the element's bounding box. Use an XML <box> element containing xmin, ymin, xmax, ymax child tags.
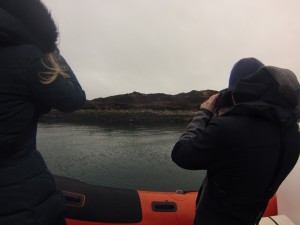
<box><xmin>43</xmin><ymin>0</ymin><xmax>300</xmax><ymax>100</ymax></box>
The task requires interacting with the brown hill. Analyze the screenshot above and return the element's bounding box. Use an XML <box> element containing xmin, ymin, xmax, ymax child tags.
<box><xmin>83</xmin><ymin>90</ymin><xmax>217</xmax><ymax>111</ymax></box>
<box><xmin>41</xmin><ymin>90</ymin><xmax>218</xmax><ymax>124</ymax></box>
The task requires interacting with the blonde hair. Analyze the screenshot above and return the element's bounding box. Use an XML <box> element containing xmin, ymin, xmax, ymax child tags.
<box><xmin>39</xmin><ymin>52</ymin><xmax>70</xmax><ymax>84</ymax></box>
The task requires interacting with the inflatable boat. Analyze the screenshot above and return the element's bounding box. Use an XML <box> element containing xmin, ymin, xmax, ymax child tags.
<box><xmin>54</xmin><ymin>175</ymin><xmax>290</xmax><ymax>225</ymax></box>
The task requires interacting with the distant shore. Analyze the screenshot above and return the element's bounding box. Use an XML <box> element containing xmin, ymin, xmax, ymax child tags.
<box><xmin>39</xmin><ymin>109</ymin><xmax>198</xmax><ymax>125</ymax></box>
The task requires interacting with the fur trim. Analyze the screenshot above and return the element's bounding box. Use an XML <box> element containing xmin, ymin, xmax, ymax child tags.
<box><xmin>0</xmin><ymin>0</ymin><xmax>58</xmax><ymax>53</ymax></box>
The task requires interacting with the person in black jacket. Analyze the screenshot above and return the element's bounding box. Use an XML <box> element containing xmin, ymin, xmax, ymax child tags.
<box><xmin>0</xmin><ymin>0</ymin><xmax>86</xmax><ymax>224</ymax></box>
<box><xmin>172</xmin><ymin>58</ymin><xmax>300</xmax><ymax>225</ymax></box>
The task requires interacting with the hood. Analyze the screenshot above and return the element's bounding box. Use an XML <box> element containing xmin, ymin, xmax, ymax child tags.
<box><xmin>233</xmin><ymin>66</ymin><xmax>300</xmax><ymax>122</ymax></box>
<box><xmin>0</xmin><ymin>0</ymin><xmax>58</xmax><ymax>53</ymax></box>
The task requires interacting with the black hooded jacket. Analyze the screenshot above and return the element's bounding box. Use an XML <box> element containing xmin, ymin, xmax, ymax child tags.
<box><xmin>0</xmin><ymin>1</ymin><xmax>86</xmax><ymax>224</ymax></box>
<box><xmin>0</xmin><ymin>2</ymin><xmax>86</xmax><ymax>160</ymax></box>
<box><xmin>172</xmin><ymin>66</ymin><xmax>300</xmax><ymax>225</ymax></box>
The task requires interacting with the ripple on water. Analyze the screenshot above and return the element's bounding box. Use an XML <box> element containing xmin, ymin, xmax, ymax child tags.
<box><xmin>37</xmin><ymin>123</ymin><xmax>204</xmax><ymax>191</ymax></box>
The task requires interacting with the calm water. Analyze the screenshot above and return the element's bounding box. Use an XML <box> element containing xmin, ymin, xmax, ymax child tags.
<box><xmin>37</xmin><ymin>123</ymin><xmax>205</xmax><ymax>192</ymax></box>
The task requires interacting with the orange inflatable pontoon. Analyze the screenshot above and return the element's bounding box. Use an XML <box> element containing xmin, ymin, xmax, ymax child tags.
<box><xmin>55</xmin><ymin>176</ymin><xmax>278</xmax><ymax>225</ymax></box>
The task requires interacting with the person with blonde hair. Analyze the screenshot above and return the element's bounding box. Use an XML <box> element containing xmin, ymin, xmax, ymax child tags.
<box><xmin>172</xmin><ymin>58</ymin><xmax>300</xmax><ymax>225</ymax></box>
<box><xmin>0</xmin><ymin>0</ymin><xmax>86</xmax><ymax>224</ymax></box>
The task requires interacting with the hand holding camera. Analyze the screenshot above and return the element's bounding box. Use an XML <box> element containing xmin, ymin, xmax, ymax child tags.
<box><xmin>200</xmin><ymin>94</ymin><xmax>219</xmax><ymax>113</ymax></box>
<box><xmin>201</xmin><ymin>89</ymin><xmax>234</xmax><ymax>115</ymax></box>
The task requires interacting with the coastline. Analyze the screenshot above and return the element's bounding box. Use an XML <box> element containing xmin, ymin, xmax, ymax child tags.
<box><xmin>39</xmin><ymin>109</ymin><xmax>197</xmax><ymax>125</ymax></box>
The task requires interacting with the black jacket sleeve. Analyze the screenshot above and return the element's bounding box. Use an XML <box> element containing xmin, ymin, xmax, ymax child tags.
<box><xmin>171</xmin><ymin>109</ymin><xmax>227</xmax><ymax>170</ymax></box>
<box><xmin>28</xmin><ymin>51</ymin><xmax>86</xmax><ymax>113</ymax></box>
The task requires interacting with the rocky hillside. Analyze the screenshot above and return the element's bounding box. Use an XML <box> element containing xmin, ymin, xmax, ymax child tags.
<box><xmin>41</xmin><ymin>90</ymin><xmax>218</xmax><ymax>124</ymax></box>
<box><xmin>83</xmin><ymin>90</ymin><xmax>217</xmax><ymax>111</ymax></box>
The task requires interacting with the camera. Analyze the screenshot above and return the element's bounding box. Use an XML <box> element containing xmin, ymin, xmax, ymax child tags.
<box><xmin>215</xmin><ymin>88</ymin><xmax>233</xmax><ymax>109</ymax></box>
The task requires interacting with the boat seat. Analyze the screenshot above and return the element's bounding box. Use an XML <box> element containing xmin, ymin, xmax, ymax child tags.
<box><xmin>54</xmin><ymin>175</ymin><xmax>142</xmax><ymax>223</ymax></box>
<box><xmin>260</xmin><ymin>215</ymin><xmax>296</xmax><ymax>225</ymax></box>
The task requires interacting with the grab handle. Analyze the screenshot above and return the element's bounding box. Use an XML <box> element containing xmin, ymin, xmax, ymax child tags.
<box><xmin>151</xmin><ymin>201</ymin><xmax>177</xmax><ymax>212</ymax></box>
<box><xmin>62</xmin><ymin>191</ymin><xmax>85</xmax><ymax>207</ymax></box>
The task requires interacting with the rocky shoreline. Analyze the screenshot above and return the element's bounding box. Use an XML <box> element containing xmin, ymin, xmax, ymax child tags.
<box><xmin>40</xmin><ymin>109</ymin><xmax>198</xmax><ymax>125</ymax></box>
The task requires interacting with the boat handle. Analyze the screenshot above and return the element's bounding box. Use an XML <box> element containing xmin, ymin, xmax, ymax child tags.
<box><xmin>62</xmin><ymin>191</ymin><xmax>85</xmax><ymax>207</ymax></box>
<box><xmin>151</xmin><ymin>201</ymin><xmax>177</xmax><ymax>212</ymax></box>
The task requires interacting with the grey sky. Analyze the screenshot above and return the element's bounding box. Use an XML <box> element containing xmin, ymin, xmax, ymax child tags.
<box><xmin>43</xmin><ymin>0</ymin><xmax>300</xmax><ymax>100</ymax></box>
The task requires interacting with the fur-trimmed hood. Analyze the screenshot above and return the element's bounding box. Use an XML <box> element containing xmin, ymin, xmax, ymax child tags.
<box><xmin>0</xmin><ymin>0</ymin><xmax>58</xmax><ymax>53</ymax></box>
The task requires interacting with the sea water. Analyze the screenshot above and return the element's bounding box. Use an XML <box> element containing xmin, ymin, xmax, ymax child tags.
<box><xmin>37</xmin><ymin>122</ymin><xmax>205</xmax><ymax>192</ymax></box>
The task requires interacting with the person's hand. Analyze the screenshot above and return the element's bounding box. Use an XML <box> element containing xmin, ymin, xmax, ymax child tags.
<box><xmin>200</xmin><ymin>94</ymin><xmax>219</xmax><ymax>113</ymax></box>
